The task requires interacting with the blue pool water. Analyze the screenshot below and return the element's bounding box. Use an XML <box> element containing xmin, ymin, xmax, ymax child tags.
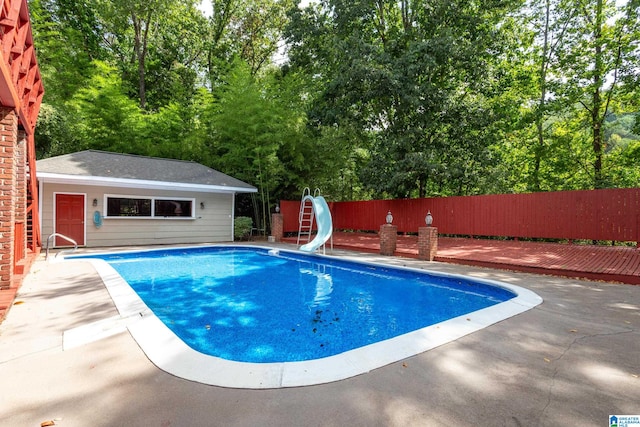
<box><xmin>75</xmin><ymin>246</ymin><xmax>515</xmax><ymax>363</ymax></box>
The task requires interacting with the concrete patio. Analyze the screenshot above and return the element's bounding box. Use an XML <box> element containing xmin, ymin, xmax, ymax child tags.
<box><xmin>0</xmin><ymin>244</ymin><xmax>638</xmax><ymax>427</ymax></box>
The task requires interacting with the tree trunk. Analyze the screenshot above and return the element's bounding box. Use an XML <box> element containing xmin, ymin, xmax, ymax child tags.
<box><xmin>592</xmin><ymin>0</ymin><xmax>604</xmax><ymax>189</ymax></box>
<box><xmin>132</xmin><ymin>9</ymin><xmax>154</xmax><ymax>111</ymax></box>
<box><xmin>533</xmin><ymin>0</ymin><xmax>551</xmax><ymax>192</ymax></box>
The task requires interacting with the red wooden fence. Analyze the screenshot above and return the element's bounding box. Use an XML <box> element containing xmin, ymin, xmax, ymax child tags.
<box><xmin>280</xmin><ymin>188</ymin><xmax>640</xmax><ymax>244</ymax></box>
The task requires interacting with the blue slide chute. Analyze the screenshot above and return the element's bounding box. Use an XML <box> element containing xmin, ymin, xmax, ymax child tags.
<box><xmin>299</xmin><ymin>195</ymin><xmax>333</xmax><ymax>253</ymax></box>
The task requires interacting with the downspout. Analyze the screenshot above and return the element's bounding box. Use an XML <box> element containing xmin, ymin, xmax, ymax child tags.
<box><xmin>38</xmin><ymin>178</ymin><xmax>43</xmax><ymax>237</ymax></box>
<box><xmin>231</xmin><ymin>192</ymin><xmax>235</xmax><ymax>242</ymax></box>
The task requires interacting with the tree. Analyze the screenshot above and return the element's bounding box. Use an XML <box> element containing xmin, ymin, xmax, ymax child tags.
<box><xmin>526</xmin><ymin>0</ymin><xmax>576</xmax><ymax>190</ymax></box>
<box><xmin>66</xmin><ymin>61</ymin><xmax>145</xmax><ymax>153</ymax></box>
<box><xmin>554</xmin><ymin>0</ymin><xmax>639</xmax><ymax>188</ymax></box>
<box><xmin>30</xmin><ymin>0</ymin><xmax>103</xmax><ymax>103</ymax></box>
<box><xmin>31</xmin><ymin>0</ymin><xmax>640</xmax><ymax>199</ymax></box>
<box><xmin>204</xmin><ymin>0</ymin><xmax>297</xmax><ymax>89</ymax></box>
<box><xmin>287</xmin><ymin>0</ymin><xmax>521</xmax><ymax>198</ymax></box>
<box><xmin>34</xmin><ymin>104</ymin><xmax>80</xmax><ymax>158</ymax></box>
<box><xmin>494</xmin><ymin>0</ymin><xmax>640</xmax><ymax>192</ymax></box>
<box><xmin>234</xmin><ymin>0</ymin><xmax>296</xmax><ymax>75</ymax></box>
<box><xmin>207</xmin><ymin>62</ymin><xmax>293</xmax><ymax>229</ymax></box>
<box><xmin>96</xmin><ymin>0</ymin><xmax>209</xmax><ymax>110</ymax></box>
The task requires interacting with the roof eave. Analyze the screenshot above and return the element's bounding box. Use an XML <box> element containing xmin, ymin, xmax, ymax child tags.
<box><xmin>37</xmin><ymin>172</ymin><xmax>258</xmax><ymax>194</ymax></box>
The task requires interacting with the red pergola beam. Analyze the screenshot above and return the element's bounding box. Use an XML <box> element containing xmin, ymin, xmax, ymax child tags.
<box><xmin>0</xmin><ymin>0</ymin><xmax>44</xmax><ymax>249</ymax></box>
<box><xmin>0</xmin><ymin>0</ymin><xmax>44</xmax><ymax>134</ymax></box>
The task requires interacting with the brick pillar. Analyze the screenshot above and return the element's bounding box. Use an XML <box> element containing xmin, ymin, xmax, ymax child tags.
<box><xmin>271</xmin><ymin>213</ymin><xmax>283</xmax><ymax>242</ymax></box>
<box><xmin>0</xmin><ymin>108</ymin><xmax>18</xmax><ymax>289</ymax></box>
<box><xmin>379</xmin><ymin>224</ymin><xmax>397</xmax><ymax>256</ymax></box>
<box><xmin>418</xmin><ymin>226</ymin><xmax>438</xmax><ymax>261</ymax></box>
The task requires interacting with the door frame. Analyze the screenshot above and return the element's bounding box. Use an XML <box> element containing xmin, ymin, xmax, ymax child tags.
<box><xmin>53</xmin><ymin>192</ymin><xmax>87</xmax><ymax>247</ymax></box>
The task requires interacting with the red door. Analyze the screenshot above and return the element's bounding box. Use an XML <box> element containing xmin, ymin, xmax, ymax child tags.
<box><xmin>55</xmin><ymin>194</ymin><xmax>85</xmax><ymax>246</ymax></box>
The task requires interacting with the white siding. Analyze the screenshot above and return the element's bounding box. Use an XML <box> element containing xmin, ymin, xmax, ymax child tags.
<box><xmin>41</xmin><ymin>183</ymin><xmax>234</xmax><ymax>247</ymax></box>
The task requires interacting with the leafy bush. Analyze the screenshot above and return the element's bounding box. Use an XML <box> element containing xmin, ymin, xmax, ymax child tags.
<box><xmin>234</xmin><ymin>216</ymin><xmax>253</xmax><ymax>240</ymax></box>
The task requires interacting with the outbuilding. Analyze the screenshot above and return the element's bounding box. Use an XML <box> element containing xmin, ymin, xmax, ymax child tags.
<box><xmin>36</xmin><ymin>150</ymin><xmax>257</xmax><ymax>248</ymax></box>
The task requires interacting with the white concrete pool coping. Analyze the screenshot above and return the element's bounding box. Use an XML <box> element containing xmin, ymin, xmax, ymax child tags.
<box><xmin>62</xmin><ymin>245</ymin><xmax>542</xmax><ymax>389</ymax></box>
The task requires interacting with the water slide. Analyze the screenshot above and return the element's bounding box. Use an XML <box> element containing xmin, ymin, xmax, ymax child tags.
<box><xmin>299</xmin><ymin>195</ymin><xmax>333</xmax><ymax>253</ymax></box>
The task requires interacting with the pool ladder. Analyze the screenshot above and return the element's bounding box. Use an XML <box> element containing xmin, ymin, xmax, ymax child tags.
<box><xmin>45</xmin><ymin>233</ymin><xmax>78</xmax><ymax>260</ymax></box>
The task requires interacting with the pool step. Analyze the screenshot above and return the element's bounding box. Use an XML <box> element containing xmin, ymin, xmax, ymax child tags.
<box><xmin>63</xmin><ymin>312</ymin><xmax>146</xmax><ymax>350</ymax></box>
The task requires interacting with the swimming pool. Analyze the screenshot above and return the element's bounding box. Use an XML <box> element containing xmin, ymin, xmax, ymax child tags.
<box><xmin>69</xmin><ymin>245</ymin><xmax>542</xmax><ymax>388</ymax></box>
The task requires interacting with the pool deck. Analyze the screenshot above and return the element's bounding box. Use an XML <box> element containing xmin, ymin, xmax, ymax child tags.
<box><xmin>0</xmin><ymin>243</ymin><xmax>638</xmax><ymax>426</ymax></box>
<box><xmin>284</xmin><ymin>232</ymin><xmax>640</xmax><ymax>285</ymax></box>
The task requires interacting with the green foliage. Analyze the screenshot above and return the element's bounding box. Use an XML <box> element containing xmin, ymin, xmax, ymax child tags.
<box><xmin>206</xmin><ymin>61</ymin><xmax>296</xmax><ymax>228</ymax></box>
<box><xmin>287</xmin><ymin>0</ymin><xmax>521</xmax><ymax>198</ymax></box>
<box><xmin>234</xmin><ymin>216</ymin><xmax>253</xmax><ymax>240</ymax></box>
<box><xmin>30</xmin><ymin>0</ymin><xmax>102</xmax><ymax>104</ymax></box>
<box><xmin>515</xmin><ymin>0</ymin><xmax>640</xmax><ymax>190</ymax></box>
<box><xmin>29</xmin><ymin>0</ymin><xmax>640</xmax><ymax>208</ymax></box>
<box><xmin>66</xmin><ymin>61</ymin><xmax>146</xmax><ymax>153</ymax></box>
<box><xmin>34</xmin><ymin>104</ymin><xmax>80</xmax><ymax>158</ymax></box>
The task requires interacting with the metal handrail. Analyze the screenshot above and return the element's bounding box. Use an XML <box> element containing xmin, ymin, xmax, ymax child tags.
<box><xmin>45</xmin><ymin>233</ymin><xmax>78</xmax><ymax>260</ymax></box>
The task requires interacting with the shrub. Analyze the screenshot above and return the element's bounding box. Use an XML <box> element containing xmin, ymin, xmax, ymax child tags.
<box><xmin>234</xmin><ymin>216</ymin><xmax>253</xmax><ymax>240</ymax></box>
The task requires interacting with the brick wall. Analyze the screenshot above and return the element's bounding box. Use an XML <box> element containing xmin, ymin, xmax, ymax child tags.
<box><xmin>0</xmin><ymin>108</ymin><xmax>18</xmax><ymax>288</ymax></box>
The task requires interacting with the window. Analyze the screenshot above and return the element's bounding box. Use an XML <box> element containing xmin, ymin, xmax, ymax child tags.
<box><xmin>105</xmin><ymin>195</ymin><xmax>195</xmax><ymax>219</ymax></box>
<box><xmin>154</xmin><ymin>199</ymin><xmax>193</xmax><ymax>217</ymax></box>
<box><xmin>107</xmin><ymin>197</ymin><xmax>151</xmax><ymax>217</ymax></box>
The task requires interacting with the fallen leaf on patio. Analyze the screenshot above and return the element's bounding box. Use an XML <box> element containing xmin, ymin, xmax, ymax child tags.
<box><xmin>569</xmin><ymin>329</ymin><xmax>577</xmax><ymax>333</ymax></box>
<box><xmin>13</xmin><ymin>300</ymin><xmax>24</xmax><ymax>305</ymax></box>
<box><xmin>402</xmin><ymin>363</ymin><xmax>407</xmax><ymax>368</ymax></box>
<box><xmin>41</xmin><ymin>421</ymin><xmax>55</xmax><ymax>427</ymax></box>
<box><xmin>544</xmin><ymin>358</ymin><xmax>551</xmax><ymax>363</ymax></box>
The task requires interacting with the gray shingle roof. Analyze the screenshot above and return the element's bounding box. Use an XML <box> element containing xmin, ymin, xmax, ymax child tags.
<box><xmin>37</xmin><ymin>150</ymin><xmax>256</xmax><ymax>192</ymax></box>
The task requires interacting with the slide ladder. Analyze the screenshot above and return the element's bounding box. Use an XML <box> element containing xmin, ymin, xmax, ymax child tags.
<box><xmin>297</xmin><ymin>187</ymin><xmax>315</xmax><ymax>246</ymax></box>
<box><xmin>298</xmin><ymin>188</ymin><xmax>333</xmax><ymax>254</ymax></box>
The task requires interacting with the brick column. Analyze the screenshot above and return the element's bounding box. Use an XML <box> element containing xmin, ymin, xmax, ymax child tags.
<box><xmin>418</xmin><ymin>226</ymin><xmax>438</xmax><ymax>261</ymax></box>
<box><xmin>0</xmin><ymin>108</ymin><xmax>18</xmax><ymax>289</ymax></box>
<box><xmin>379</xmin><ymin>224</ymin><xmax>397</xmax><ymax>256</ymax></box>
<box><xmin>271</xmin><ymin>213</ymin><xmax>283</xmax><ymax>242</ymax></box>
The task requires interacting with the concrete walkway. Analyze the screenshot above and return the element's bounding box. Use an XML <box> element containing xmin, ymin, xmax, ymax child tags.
<box><xmin>0</xmin><ymin>245</ymin><xmax>638</xmax><ymax>427</ymax></box>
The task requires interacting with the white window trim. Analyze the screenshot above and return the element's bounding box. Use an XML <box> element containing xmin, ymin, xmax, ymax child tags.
<box><xmin>103</xmin><ymin>194</ymin><xmax>196</xmax><ymax>219</ymax></box>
